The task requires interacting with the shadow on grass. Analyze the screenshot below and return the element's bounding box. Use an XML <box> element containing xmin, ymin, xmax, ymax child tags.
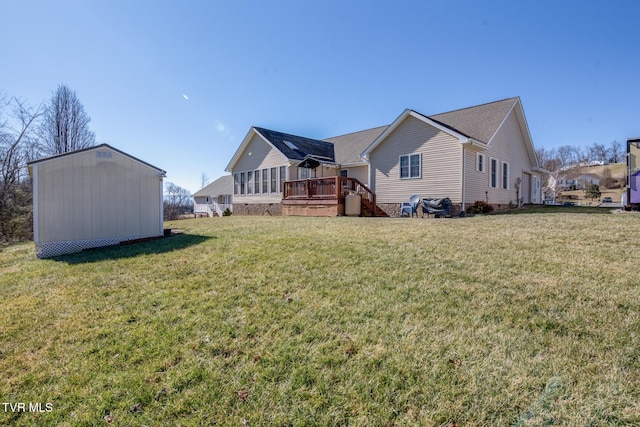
<box><xmin>52</xmin><ymin>233</ymin><xmax>214</xmax><ymax>264</ymax></box>
<box><xmin>496</xmin><ymin>206</ymin><xmax>615</xmax><ymax>215</ymax></box>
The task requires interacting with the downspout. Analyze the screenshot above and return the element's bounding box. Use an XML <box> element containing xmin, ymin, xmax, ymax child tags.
<box><xmin>461</xmin><ymin>145</ymin><xmax>466</xmax><ymax>212</ymax></box>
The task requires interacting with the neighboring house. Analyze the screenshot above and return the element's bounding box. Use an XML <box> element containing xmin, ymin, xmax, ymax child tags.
<box><xmin>226</xmin><ymin>97</ymin><xmax>546</xmax><ymax>216</ymax></box>
<box><xmin>28</xmin><ymin>144</ymin><xmax>166</xmax><ymax>258</ymax></box>
<box><xmin>550</xmin><ymin>173</ymin><xmax>600</xmax><ymax>191</ymax></box>
<box><xmin>193</xmin><ymin>175</ymin><xmax>233</xmax><ymax>217</ymax></box>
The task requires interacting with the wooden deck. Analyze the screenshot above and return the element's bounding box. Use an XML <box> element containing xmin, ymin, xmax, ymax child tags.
<box><xmin>282</xmin><ymin>177</ymin><xmax>388</xmax><ymax>217</ymax></box>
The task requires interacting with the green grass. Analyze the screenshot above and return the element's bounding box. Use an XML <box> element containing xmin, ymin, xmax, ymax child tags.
<box><xmin>1</xmin><ymin>213</ymin><xmax>639</xmax><ymax>425</ymax></box>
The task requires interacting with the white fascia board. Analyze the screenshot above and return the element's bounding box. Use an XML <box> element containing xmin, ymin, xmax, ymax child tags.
<box><xmin>225</xmin><ymin>127</ymin><xmax>289</xmax><ymax>172</ymax></box>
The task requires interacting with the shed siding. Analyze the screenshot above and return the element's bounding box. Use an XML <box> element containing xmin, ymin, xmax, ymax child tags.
<box><xmin>35</xmin><ymin>147</ymin><xmax>162</xmax><ymax>244</ymax></box>
<box><xmin>369</xmin><ymin>116</ymin><xmax>462</xmax><ymax>203</ymax></box>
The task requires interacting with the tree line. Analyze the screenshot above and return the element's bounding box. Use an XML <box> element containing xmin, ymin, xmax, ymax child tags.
<box><xmin>535</xmin><ymin>140</ymin><xmax>626</xmax><ymax>201</ymax></box>
<box><xmin>0</xmin><ymin>84</ymin><xmax>96</xmax><ymax>242</ymax></box>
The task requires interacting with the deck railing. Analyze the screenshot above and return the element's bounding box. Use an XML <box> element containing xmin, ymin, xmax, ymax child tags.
<box><xmin>283</xmin><ymin>176</ymin><xmax>377</xmax><ymax>215</ymax></box>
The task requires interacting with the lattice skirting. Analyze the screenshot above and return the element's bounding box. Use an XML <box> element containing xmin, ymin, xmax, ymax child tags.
<box><xmin>35</xmin><ymin>236</ymin><xmax>141</xmax><ymax>258</ymax></box>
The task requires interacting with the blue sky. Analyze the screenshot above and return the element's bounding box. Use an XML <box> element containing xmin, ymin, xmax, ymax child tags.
<box><xmin>2</xmin><ymin>0</ymin><xmax>639</xmax><ymax>193</ymax></box>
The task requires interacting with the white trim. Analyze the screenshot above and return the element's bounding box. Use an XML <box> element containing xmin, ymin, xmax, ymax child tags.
<box><xmin>502</xmin><ymin>161</ymin><xmax>510</xmax><ymax>190</ymax></box>
<box><xmin>399</xmin><ymin>153</ymin><xmax>421</xmax><ymax>180</ymax></box>
<box><xmin>159</xmin><ymin>176</ymin><xmax>164</xmax><ymax>235</ymax></box>
<box><xmin>461</xmin><ymin>147</ymin><xmax>466</xmax><ymax>210</ymax></box>
<box><xmin>490</xmin><ymin>157</ymin><xmax>498</xmax><ymax>188</ymax></box>
<box><xmin>487</xmin><ymin>98</ymin><xmax>518</xmax><ymax>144</ymax></box>
<box><xmin>476</xmin><ymin>153</ymin><xmax>485</xmax><ymax>172</ymax></box>
<box><xmin>33</xmin><ymin>164</ymin><xmax>39</xmax><ymax>243</ymax></box>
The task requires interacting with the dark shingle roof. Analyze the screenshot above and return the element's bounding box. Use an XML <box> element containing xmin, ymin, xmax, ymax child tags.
<box><xmin>254</xmin><ymin>127</ymin><xmax>335</xmax><ymax>162</ymax></box>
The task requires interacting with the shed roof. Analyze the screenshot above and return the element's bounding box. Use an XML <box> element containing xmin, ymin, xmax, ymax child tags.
<box><xmin>27</xmin><ymin>143</ymin><xmax>166</xmax><ymax>175</ymax></box>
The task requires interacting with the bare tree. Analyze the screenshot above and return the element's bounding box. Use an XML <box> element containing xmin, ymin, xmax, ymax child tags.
<box><xmin>0</xmin><ymin>94</ymin><xmax>43</xmax><ymax>241</ymax></box>
<box><xmin>163</xmin><ymin>182</ymin><xmax>193</xmax><ymax>220</ymax></box>
<box><xmin>40</xmin><ymin>84</ymin><xmax>95</xmax><ymax>155</ymax></box>
<box><xmin>607</xmin><ymin>140</ymin><xmax>623</xmax><ymax>164</ymax></box>
<box><xmin>200</xmin><ymin>172</ymin><xmax>210</xmax><ymax>189</ymax></box>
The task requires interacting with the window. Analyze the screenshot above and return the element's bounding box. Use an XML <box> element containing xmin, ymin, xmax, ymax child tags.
<box><xmin>502</xmin><ymin>162</ymin><xmax>509</xmax><ymax>190</ymax></box>
<box><xmin>247</xmin><ymin>171</ymin><xmax>253</xmax><ymax>195</ymax></box>
<box><xmin>279</xmin><ymin>166</ymin><xmax>286</xmax><ymax>193</ymax></box>
<box><xmin>477</xmin><ymin>153</ymin><xmax>484</xmax><ymax>172</ymax></box>
<box><xmin>400</xmin><ymin>154</ymin><xmax>421</xmax><ymax>179</ymax></box>
<box><xmin>340</xmin><ymin>170</ymin><xmax>348</xmax><ymax>177</ymax></box>
<box><xmin>270</xmin><ymin>167</ymin><xmax>277</xmax><ymax>193</ymax></box>
<box><xmin>233</xmin><ymin>173</ymin><xmax>240</xmax><ymax>195</ymax></box>
<box><xmin>490</xmin><ymin>158</ymin><xmax>498</xmax><ymax>188</ymax></box>
<box><xmin>298</xmin><ymin>167</ymin><xmax>312</xmax><ymax>179</ymax></box>
<box><xmin>240</xmin><ymin>172</ymin><xmax>246</xmax><ymax>195</ymax></box>
<box><xmin>262</xmin><ymin>169</ymin><xmax>268</xmax><ymax>194</ymax></box>
<box><xmin>254</xmin><ymin>169</ymin><xmax>260</xmax><ymax>194</ymax></box>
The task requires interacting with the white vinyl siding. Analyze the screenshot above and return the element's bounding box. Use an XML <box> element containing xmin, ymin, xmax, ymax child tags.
<box><xmin>464</xmin><ymin>108</ymin><xmax>542</xmax><ymax>206</ymax></box>
<box><xmin>369</xmin><ymin>115</ymin><xmax>462</xmax><ymax>203</ymax></box>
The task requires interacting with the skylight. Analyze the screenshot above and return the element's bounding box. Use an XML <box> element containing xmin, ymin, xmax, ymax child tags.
<box><xmin>283</xmin><ymin>140</ymin><xmax>299</xmax><ymax>150</ymax></box>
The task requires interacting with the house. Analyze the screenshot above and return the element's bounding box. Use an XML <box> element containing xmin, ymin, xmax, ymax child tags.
<box><xmin>28</xmin><ymin>144</ymin><xmax>166</xmax><ymax>258</ymax></box>
<box><xmin>226</xmin><ymin>97</ymin><xmax>546</xmax><ymax>216</ymax></box>
<box><xmin>549</xmin><ymin>173</ymin><xmax>600</xmax><ymax>191</ymax></box>
<box><xmin>193</xmin><ymin>175</ymin><xmax>233</xmax><ymax>217</ymax></box>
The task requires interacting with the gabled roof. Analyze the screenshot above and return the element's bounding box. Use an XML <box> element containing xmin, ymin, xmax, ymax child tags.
<box><xmin>361</xmin><ymin>97</ymin><xmax>541</xmax><ymax>170</ymax></box>
<box><xmin>324</xmin><ymin>125</ymin><xmax>388</xmax><ymax>166</ymax></box>
<box><xmin>429</xmin><ymin>97</ymin><xmax>519</xmax><ymax>143</ymax></box>
<box><xmin>226</xmin><ymin>127</ymin><xmax>335</xmax><ymax>171</ymax></box>
<box><xmin>192</xmin><ymin>174</ymin><xmax>233</xmax><ymax>197</ymax></box>
<box><xmin>27</xmin><ymin>143</ymin><xmax>166</xmax><ymax>175</ymax></box>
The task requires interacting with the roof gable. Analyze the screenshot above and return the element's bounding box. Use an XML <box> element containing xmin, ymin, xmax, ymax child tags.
<box><xmin>27</xmin><ymin>144</ymin><xmax>166</xmax><ymax>175</ymax></box>
<box><xmin>226</xmin><ymin>127</ymin><xmax>335</xmax><ymax>171</ymax></box>
<box><xmin>429</xmin><ymin>97</ymin><xmax>519</xmax><ymax>144</ymax></box>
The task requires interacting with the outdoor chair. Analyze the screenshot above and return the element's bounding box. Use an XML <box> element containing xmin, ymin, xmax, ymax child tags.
<box><xmin>400</xmin><ymin>194</ymin><xmax>420</xmax><ymax>217</ymax></box>
<box><xmin>421</xmin><ymin>197</ymin><xmax>453</xmax><ymax>218</ymax></box>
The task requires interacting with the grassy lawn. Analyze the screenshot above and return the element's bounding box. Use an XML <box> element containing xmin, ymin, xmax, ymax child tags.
<box><xmin>1</xmin><ymin>212</ymin><xmax>639</xmax><ymax>425</ymax></box>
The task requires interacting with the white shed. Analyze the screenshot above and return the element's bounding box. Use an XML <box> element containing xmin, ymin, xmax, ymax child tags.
<box><xmin>27</xmin><ymin>144</ymin><xmax>166</xmax><ymax>258</ymax></box>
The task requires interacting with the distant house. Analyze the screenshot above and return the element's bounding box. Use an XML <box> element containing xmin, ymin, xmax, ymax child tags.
<box><xmin>193</xmin><ymin>175</ymin><xmax>233</xmax><ymax>217</ymax></box>
<box><xmin>28</xmin><ymin>144</ymin><xmax>166</xmax><ymax>258</ymax></box>
<box><xmin>550</xmin><ymin>173</ymin><xmax>600</xmax><ymax>191</ymax></box>
<box><xmin>226</xmin><ymin>97</ymin><xmax>546</xmax><ymax>216</ymax></box>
